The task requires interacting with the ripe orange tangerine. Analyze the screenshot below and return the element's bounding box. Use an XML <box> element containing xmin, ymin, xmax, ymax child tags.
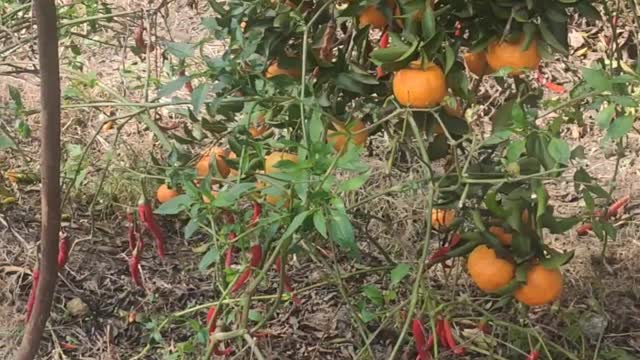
<box><xmin>196</xmin><ymin>147</ymin><xmax>231</xmax><ymax>178</ymax></box>
<box><xmin>486</xmin><ymin>36</ymin><xmax>541</xmax><ymax>75</ymax></box>
<box><xmin>488</xmin><ymin>226</ymin><xmax>512</xmax><ymax>246</ymax></box>
<box><xmin>431</xmin><ymin>208</ymin><xmax>455</xmax><ymax>231</ymax></box>
<box><xmin>359</xmin><ymin>6</ymin><xmax>387</xmax><ymax>29</ymax></box>
<box><xmin>264</xmin><ymin>151</ymin><xmax>298</xmax><ymax>174</ymax></box>
<box><xmin>156</xmin><ymin>184</ymin><xmax>179</xmax><ymax>203</ymax></box>
<box><xmin>327</xmin><ymin>119</ymin><xmax>368</xmax><ymax>153</ymax></box>
<box><xmin>393</xmin><ymin>61</ymin><xmax>446</xmax><ymax>108</ymax></box>
<box><xmin>514</xmin><ymin>264</ymin><xmax>563</xmax><ymax>306</ymax></box>
<box><xmin>463</xmin><ymin>51</ymin><xmax>488</xmax><ymax>77</ymax></box>
<box><xmin>249</xmin><ymin>114</ymin><xmax>270</xmax><ymax>138</ymax></box>
<box><xmin>265</xmin><ymin>61</ymin><xmax>302</xmax><ymax>79</ymax></box>
<box><xmin>467</xmin><ymin>245</ymin><xmax>515</xmax><ymax>293</ymax></box>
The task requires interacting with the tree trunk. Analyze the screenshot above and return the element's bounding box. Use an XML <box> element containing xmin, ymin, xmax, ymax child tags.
<box><xmin>16</xmin><ymin>0</ymin><xmax>62</xmax><ymax>358</ymax></box>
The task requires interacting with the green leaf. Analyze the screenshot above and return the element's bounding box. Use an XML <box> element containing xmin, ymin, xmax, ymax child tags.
<box><xmin>611</xmin><ymin>96</ymin><xmax>638</xmax><ymax>107</ymax></box>
<box><xmin>595</xmin><ymin>104</ymin><xmax>616</xmax><ymax>129</ymax></box>
<box><xmin>16</xmin><ymin>120</ymin><xmax>31</xmax><ymax>139</ymax></box>
<box><xmin>8</xmin><ymin>85</ymin><xmax>23</xmax><ymax>112</ymax></box>
<box><xmin>370</xmin><ymin>46</ymin><xmax>410</xmax><ymax>64</ymax></box>
<box><xmin>339</xmin><ymin>171</ymin><xmax>370</xmax><ymax>192</ymax></box>
<box><xmin>335</xmin><ymin>73</ymin><xmax>367</xmax><ymax>94</ymax></box>
<box><xmin>198</xmin><ymin>247</ymin><xmax>219</xmax><ymax>271</ymax></box>
<box><xmin>154</xmin><ymin>194</ymin><xmax>191</xmax><ymax>215</ymax></box>
<box><xmin>166</xmin><ymin>42</ymin><xmax>195</xmax><ymax>59</ymax></box>
<box><xmin>511</xmin><ymin>102</ymin><xmax>526</xmax><ymax>129</ymax></box>
<box><xmin>191</xmin><ymin>83</ymin><xmax>209</xmax><ymax>115</ymax></box>
<box><xmin>607</xmin><ymin>115</ymin><xmax>634</xmax><ymax>139</ymax></box>
<box><xmin>540</xmin><ymin>249</ymin><xmax>574</xmax><ymax>268</ymax></box>
<box><xmin>421</xmin><ymin>5</ymin><xmax>436</xmax><ymax>40</ymax></box>
<box><xmin>309</xmin><ymin>110</ymin><xmax>324</xmax><ymax>143</ymax></box>
<box><xmin>184</xmin><ymin>217</ymin><xmax>200</xmax><ymax>239</ymax></box>
<box><xmin>157</xmin><ymin>77</ymin><xmax>190</xmax><ymax>98</ymax></box>
<box><xmin>390</xmin><ymin>263</ymin><xmax>410</xmax><ymax>285</ymax></box>
<box><xmin>328</xmin><ymin>207</ymin><xmax>358</xmax><ymax>255</ymax></box>
<box><xmin>506</xmin><ymin>140</ymin><xmax>526</xmax><ymax>162</ymax></box>
<box><xmin>313</xmin><ymin>210</ymin><xmax>328</xmax><ymax>238</ymax></box>
<box><xmin>248</xmin><ymin>309</ymin><xmax>263</xmax><ymax>322</ymax></box>
<box><xmin>362</xmin><ymin>285</ymin><xmax>384</xmax><ymax>306</ymax></box>
<box><xmin>0</xmin><ymin>134</ymin><xmax>16</xmax><ymax>150</ymax></box>
<box><xmin>582</xmin><ymin>68</ymin><xmax>612</xmax><ymax>92</ymax></box>
<box><xmin>538</xmin><ymin>20</ymin><xmax>568</xmax><ymax>55</ymax></box>
<box><xmin>444</xmin><ymin>43</ymin><xmax>455</xmax><ymax>74</ymax></box>
<box><xmin>547</xmin><ymin>138</ymin><xmax>570</xmax><ymax>164</ymax></box>
<box><xmin>491</xmin><ymin>100</ymin><xmax>516</xmax><ymax>132</ymax></box>
<box><xmin>483</xmin><ymin>130</ymin><xmax>512</xmax><ymax>146</ymax></box>
<box><xmin>281</xmin><ymin>210</ymin><xmax>310</xmax><ymax>240</ymax></box>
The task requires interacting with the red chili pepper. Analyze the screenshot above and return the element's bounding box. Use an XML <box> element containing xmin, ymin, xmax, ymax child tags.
<box><xmin>25</xmin><ymin>269</ymin><xmax>39</xmax><ymax>322</ymax></box>
<box><xmin>57</xmin><ymin>232</ymin><xmax>70</xmax><ymax>271</ymax></box>
<box><xmin>527</xmin><ymin>350</ymin><xmax>540</xmax><ymax>360</ymax></box>
<box><xmin>206</xmin><ymin>307</ymin><xmax>234</xmax><ymax>356</ymax></box>
<box><xmin>412</xmin><ymin>319</ymin><xmax>432</xmax><ymax>360</ymax></box>
<box><xmin>178</xmin><ymin>69</ymin><xmax>194</xmax><ymax>93</ymax></box>
<box><xmin>428</xmin><ymin>233</ymin><xmax>461</xmax><ymax>264</ymax></box>
<box><xmin>225</xmin><ymin>245</ymin><xmax>234</xmax><ymax>269</ymax></box>
<box><xmin>376</xmin><ymin>31</ymin><xmax>390</xmax><ymax>79</ymax></box>
<box><xmin>230</xmin><ymin>244</ymin><xmax>263</xmax><ymax>293</ymax></box>
<box><xmin>250</xmin><ymin>202</ymin><xmax>262</xmax><ymax>227</ymax></box>
<box><xmin>442</xmin><ymin>319</ymin><xmax>464</xmax><ymax>355</ymax></box>
<box><xmin>275</xmin><ymin>256</ymin><xmax>301</xmax><ymax>305</ymax></box>
<box><xmin>127</xmin><ymin>212</ymin><xmax>138</xmax><ymax>251</ymax></box>
<box><xmin>129</xmin><ymin>256</ymin><xmax>144</xmax><ymax>288</ymax></box>
<box><xmin>544</xmin><ymin>82</ymin><xmax>566</xmax><ymax>94</ymax></box>
<box><xmin>436</xmin><ymin>319</ymin><xmax>447</xmax><ymax>348</ymax></box>
<box><xmin>577</xmin><ymin>195</ymin><xmax>630</xmax><ymax>235</ymax></box>
<box><xmin>138</xmin><ymin>197</ymin><xmax>165</xmax><ymax>259</ymax></box>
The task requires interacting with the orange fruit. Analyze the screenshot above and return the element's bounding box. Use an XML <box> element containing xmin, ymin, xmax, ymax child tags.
<box><xmin>463</xmin><ymin>52</ymin><xmax>488</xmax><ymax>77</ymax></box>
<box><xmin>431</xmin><ymin>208</ymin><xmax>455</xmax><ymax>231</ymax></box>
<box><xmin>488</xmin><ymin>226</ymin><xmax>512</xmax><ymax>246</ymax></box>
<box><xmin>202</xmin><ymin>190</ymin><xmax>218</xmax><ymax>204</ymax></box>
<box><xmin>393</xmin><ymin>61</ymin><xmax>447</xmax><ymax>108</ymax></box>
<box><xmin>264</xmin><ymin>151</ymin><xmax>298</xmax><ymax>174</ymax></box>
<box><xmin>486</xmin><ymin>36</ymin><xmax>541</xmax><ymax>75</ymax></box>
<box><xmin>196</xmin><ymin>147</ymin><xmax>231</xmax><ymax>178</ymax></box>
<box><xmin>514</xmin><ymin>264</ymin><xmax>563</xmax><ymax>306</ymax></box>
<box><xmin>265</xmin><ymin>61</ymin><xmax>302</xmax><ymax>78</ymax></box>
<box><xmin>102</xmin><ymin>121</ymin><xmax>114</xmax><ymax>131</ymax></box>
<box><xmin>467</xmin><ymin>245</ymin><xmax>515</xmax><ymax>293</ymax></box>
<box><xmin>249</xmin><ymin>114</ymin><xmax>270</xmax><ymax>138</ymax></box>
<box><xmin>256</xmin><ymin>176</ymin><xmax>291</xmax><ymax>207</ymax></box>
<box><xmin>359</xmin><ymin>6</ymin><xmax>387</xmax><ymax>29</ymax></box>
<box><xmin>156</xmin><ymin>184</ymin><xmax>179</xmax><ymax>203</ymax></box>
<box><xmin>327</xmin><ymin>119</ymin><xmax>368</xmax><ymax>152</ymax></box>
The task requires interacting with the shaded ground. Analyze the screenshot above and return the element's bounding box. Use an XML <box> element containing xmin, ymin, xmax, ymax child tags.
<box><xmin>1</xmin><ymin>0</ymin><xmax>640</xmax><ymax>359</ymax></box>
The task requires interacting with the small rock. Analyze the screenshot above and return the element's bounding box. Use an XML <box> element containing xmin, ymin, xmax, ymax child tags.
<box><xmin>66</xmin><ymin>297</ymin><xmax>89</xmax><ymax>317</ymax></box>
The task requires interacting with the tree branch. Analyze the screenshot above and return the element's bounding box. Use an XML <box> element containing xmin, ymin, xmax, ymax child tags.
<box><xmin>16</xmin><ymin>0</ymin><xmax>61</xmax><ymax>359</ymax></box>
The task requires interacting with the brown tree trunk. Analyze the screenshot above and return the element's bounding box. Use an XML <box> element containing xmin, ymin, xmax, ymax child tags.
<box><xmin>16</xmin><ymin>0</ymin><xmax>62</xmax><ymax>359</ymax></box>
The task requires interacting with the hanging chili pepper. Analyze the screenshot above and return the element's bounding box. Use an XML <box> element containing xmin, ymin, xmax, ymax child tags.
<box><xmin>138</xmin><ymin>197</ymin><xmax>165</xmax><ymax>259</ymax></box>
<box><xmin>454</xmin><ymin>21</ymin><xmax>462</xmax><ymax>37</ymax></box>
<box><xmin>275</xmin><ymin>256</ymin><xmax>301</xmax><ymax>305</ymax></box>
<box><xmin>230</xmin><ymin>244</ymin><xmax>262</xmax><ymax>293</ymax></box>
<box><xmin>412</xmin><ymin>319</ymin><xmax>432</xmax><ymax>360</ymax></box>
<box><xmin>224</xmin><ymin>245</ymin><xmax>235</xmax><ymax>269</ymax></box>
<box><xmin>577</xmin><ymin>195</ymin><xmax>630</xmax><ymax>235</ymax></box>
<box><xmin>428</xmin><ymin>233</ymin><xmax>462</xmax><ymax>264</ymax></box>
<box><xmin>436</xmin><ymin>319</ymin><xmax>448</xmax><ymax>348</ymax></box>
<box><xmin>129</xmin><ymin>255</ymin><xmax>144</xmax><ymax>288</ymax></box>
<box><xmin>526</xmin><ymin>350</ymin><xmax>540</xmax><ymax>360</ymax></box>
<box><xmin>249</xmin><ymin>202</ymin><xmax>262</xmax><ymax>227</ymax></box>
<box><xmin>441</xmin><ymin>318</ymin><xmax>464</xmax><ymax>355</ymax></box>
<box><xmin>25</xmin><ymin>269</ymin><xmax>39</xmax><ymax>322</ymax></box>
<box><xmin>205</xmin><ymin>307</ymin><xmax>234</xmax><ymax>356</ymax></box>
<box><xmin>127</xmin><ymin>211</ymin><xmax>138</xmax><ymax>251</ymax></box>
<box><xmin>376</xmin><ymin>31</ymin><xmax>390</xmax><ymax>79</ymax></box>
<box><xmin>57</xmin><ymin>232</ymin><xmax>70</xmax><ymax>271</ymax></box>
